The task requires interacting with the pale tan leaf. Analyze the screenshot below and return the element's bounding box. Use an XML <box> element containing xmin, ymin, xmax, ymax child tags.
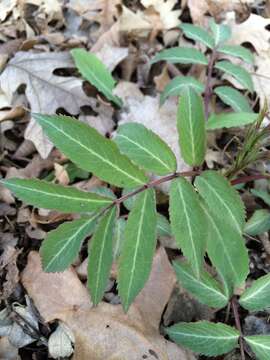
<box><xmin>0</xmin><ymin>52</ymin><xmax>95</xmax><ymax>158</ymax></box>
<box><xmin>226</xmin><ymin>13</ymin><xmax>270</xmax><ymax>108</ymax></box>
<box><xmin>141</xmin><ymin>0</ymin><xmax>181</xmax><ymax>29</ymax></box>
<box><xmin>21</xmin><ymin>252</ymin><xmax>92</xmax><ymax>322</ymax></box>
<box><xmin>22</xmin><ymin>249</ymin><xmax>194</xmax><ymax>360</ymax></box>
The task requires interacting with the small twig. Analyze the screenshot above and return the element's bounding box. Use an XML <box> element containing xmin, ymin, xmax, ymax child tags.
<box><xmin>204</xmin><ymin>49</ymin><xmax>217</xmax><ymax>119</ymax></box>
<box><xmin>232</xmin><ymin>297</ymin><xmax>246</xmax><ymax>360</ymax></box>
<box><xmin>96</xmin><ymin>170</ymin><xmax>200</xmax><ymax>220</ymax></box>
<box><xmin>231</xmin><ymin>173</ymin><xmax>270</xmax><ymax>185</ymax></box>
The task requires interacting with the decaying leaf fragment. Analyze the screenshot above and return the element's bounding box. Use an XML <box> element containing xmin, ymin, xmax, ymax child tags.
<box><xmin>0</xmin><ymin>52</ymin><xmax>94</xmax><ymax>158</ymax></box>
<box><xmin>21</xmin><ymin>249</ymin><xmax>195</xmax><ymax>360</ymax></box>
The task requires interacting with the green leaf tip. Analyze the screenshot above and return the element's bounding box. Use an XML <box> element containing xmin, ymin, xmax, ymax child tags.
<box><xmin>71</xmin><ymin>48</ymin><xmax>122</xmax><ymax>107</ymax></box>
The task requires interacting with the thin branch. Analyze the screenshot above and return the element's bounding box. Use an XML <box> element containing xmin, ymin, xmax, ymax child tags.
<box><xmin>231</xmin><ymin>173</ymin><xmax>270</xmax><ymax>185</ymax></box>
<box><xmin>232</xmin><ymin>297</ymin><xmax>246</xmax><ymax>360</ymax></box>
<box><xmin>97</xmin><ymin>170</ymin><xmax>200</xmax><ymax>219</ymax></box>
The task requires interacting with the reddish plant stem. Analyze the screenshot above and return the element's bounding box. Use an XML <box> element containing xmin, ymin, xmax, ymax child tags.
<box><xmin>204</xmin><ymin>49</ymin><xmax>217</xmax><ymax>119</ymax></box>
<box><xmin>232</xmin><ymin>297</ymin><xmax>246</xmax><ymax>360</ymax></box>
<box><xmin>114</xmin><ymin>170</ymin><xmax>200</xmax><ymax>205</ymax></box>
<box><xmin>97</xmin><ymin>170</ymin><xmax>200</xmax><ymax>218</ymax></box>
<box><xmin>231</xmin><ymin>173</ymin><xmax>270</xmax><ymax>185</ymax></box>
<box><xmin>96</xmin><ymin>171</ymin><xmax>270</xmax><ymax>220</ymax></box>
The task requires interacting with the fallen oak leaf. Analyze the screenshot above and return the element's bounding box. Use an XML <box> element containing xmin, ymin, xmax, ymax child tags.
<box><xmin>21</xmin><ymin>249</ymin><xmax>194</xmax><ymax>360</ymax></box>
<box><xmin>21</xmin><ymin>252</ymin><xmax>92</xmax><ymax>322</ymax></box>
<box><xmin>0</xmin><ymin>51</ymin><xmax>95</xmax><ymax>158</ymax></box>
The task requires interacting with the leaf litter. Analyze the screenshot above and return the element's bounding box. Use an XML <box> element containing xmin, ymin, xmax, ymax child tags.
<box><xmin>0</xmin><ymin>1</ymin><xmax>270</xmax><ymax>359</ymax></box>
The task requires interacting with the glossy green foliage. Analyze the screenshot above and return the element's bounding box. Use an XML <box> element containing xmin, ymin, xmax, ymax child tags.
<box><xmin>160</xmin><ymin>76</ymin><xmax>204</xmax><ymax>105</ymax></box>
<box><xmin>118</xmin><ymin>189</ymin><xmax>157</xmax><ymax>311</ymax></box>
<box><xmin>177</xmin><ymin>87</ymin><xmax>206</xmax><ymax>166</ymax></box>
<box><xmin>115</xmin><ymin>123</ymin><xmax>177</xmax><ymax>175</ymax></box>
<box><xmin>41</xmin><ymin>215</ymin><xmax>98</xmax><ymax>272</ymax></box>
<box><xmin>88</xmin><ymin>207</ymin><xmax>116</xmax><ymax>305</ymax></box>
<box><xmin>215</xmin><ymin>60</ymin><xmax>254</xmax><ymax>92</ymax></box>
<box><xmin>71</xmin><ymin>49</ymin><xmax>122</xmax><ymax>106</ymax></box>
<box><xmin>239</xmin><ymin>273</ymin><xmax>270</xmax><ymax>311</ymax></box>
<box><xmin>245</xmin><ymin>336</ymin><xmax>270</xmax><ymax>360</ymax></box>
<box><xmin>207</xmin><ymin>112</ymin><xmax>258</xmax><ymax>130</ymax></box>
<box><xmin>151</xmin><ymin>47</ymin><xmax>208</xmax><ymax>65</ymax></box>
<box><xmin>34</xmin><ymin>114</ymin><xmax>148</xmax><ymax>188</ymax></box>
<box><xmin>214</xmin><ymin>86</ymin><xmax>252</xmax><ymax>113</ymax></box>
<box><xmin>166</xmin><ymin>321</ymin><xmax>239</xmax><ymax>356</ymax></box>
<box><xmin>180</xmin><ymin>23</ymin><xmax>215</xmax><ymax>49</ymax></box>
<box><xmin>170</xmin><ymin>178</ymin><xmax>207</xmax><ymax>278</ymax></box>
<box><xmin>245</xmin><ymin>210</ymin><xmax>270</xmax><ymax>236</ymax></box>
<box><xmin>173</xmin><ymin>260</ymin><xmax>228</xmax><ymax>308</ymax></box>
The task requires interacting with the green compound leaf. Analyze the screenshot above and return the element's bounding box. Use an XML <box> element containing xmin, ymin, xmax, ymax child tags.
<box><xmin>114</xmin><ymin>123</ymin><xmax>177</xmax><ymax>175</ymax></box>
<box><xmin>160</xmin><ymin>76</ymin><xmax>204</xmax><ymax>105</ymax></box>
<box><xmin>239</xmin><ymin>273</ymin><xmax>270</xmax><ymax>311</ymax></box>
<box><xmin>199</xmin><ymin>199</ymin><xmax>249</xmax><ymax>291</ymax></box>
<box><xmin>169</xmin><ymin>178</ymin><xmax>207</xmax><ymax>278</ymax></box>
<box><xmin>1</xmin><ymin>178</ymin><xmax>112</xmax><ymax>213</ymax></box>
<box><xmin>209</xmin><ymin>19</ymin><xmax>231</xmax><ymax>46</ymax></box>
<box><xmin>251</xmin><ymin>189</ymin><xmax>270</xmax><ymax>207</ymax></box>
<box><xmin>218</xmin><ymin>45</ymin><xmax>254</xmax><ymax>64</ymax></box>
<box><xmin>177</xmin><ymin>87</ymin><xmax>206</xmax><ymax>166</ymax></box>
<box><xmin>113</xmin><ymin>218</ymin><xmax>126</xmax><ymax>260</ymax></box>
<box><xmin>214</xmin><ymin>86</ymin><xmax>252</xmax><ymax>112</ymax></box>
<box><xmin>71</xmin><ymin>48</ymin><xmax>122</xmax><ymax>107</ymax></box>
<box><xmin>157</xmin><ymin>213</ymin><xmax>171</xmax><ymax>237</ymax></box>
<box><xmin>207</xmin><ymin>112</ymin><xmax>258</xmax><ymax>130</ymax></box>
<box><xmin>245</xmin><ymin>336</ymin><xmax>270</xmax><ymax>360</ymax></box>
<box><xmin>215</xmin><ymin>60</ymin><xmax>254</xmax><ymax>92</ymax></box>
<box><xmin>195</xmin><ymin>171</ymin><xmax>245</xmax><ymax>233</ymax></box>
<box><xmin>151</xmin><ymin>47</ymin><xmax>208</xmax><ymax>66</ymax></box>
<box><xmin>180</xmin><ymin>23</ymin><xmax>215</xmax><ymax>49</ymax></box>
<box><xmin>88</xmin><ymin>207</ymin><xmax>116</xmax><ymax>306</ymax></box>
<box><xmin>166</xmin><ymin>321</ymin><xmax>239</xmax><ymax>356</ymax></box>
<box><xmin>173</xmin><ymin>260</ymin><xmax>228</xmax><ymax>308</ymax></box>
<box><xmin>40</xmin><ymin>215</ymin><xmax>98</xmax><ymax>272</ymax></box>
<box><xmin>118</xmin><ymin>189</ymin><xmax>157</xmax><ymax>312</ymax></box>
<box><xmin>34</xmin><ymin>114</ymin><xmax>148</xmax><ymax>188</ymax></box>
<box><xmin>244</xmin><ymin>209</ymin><xmax>270</xmax><ymax>236</ymax></box>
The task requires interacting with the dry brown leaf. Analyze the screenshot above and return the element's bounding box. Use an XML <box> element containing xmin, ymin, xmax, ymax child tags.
<box><xmin>154</xmin><ymin>65</ymin><xmax>171</xmax><ymax>92</ymax></box>
<box><xmin>187</xmin><ymin>0</ymin><xmax>254</xmax><ymax>25</ymax></box>
<box><xmin>141</xmin><ymin>0</ymin><xmax>181</xmax><ymax>30</ymax></box>
<box><xmin>67</xmin><ymin>0</ymin><xmax>120</xmax><ymax>33</ymax></box>
<box><xmin>22</xmin><ymin>249</ymin><xmax>194</xmax><ymax>360</ymax></box>
<box><xmin>226</xmin><ymin>13</ymin><xmax>270</xmax><ymax>108</ymax></box>
<box><xmin>21</xmin><ymin>251</ymin><xmax>92</xmax><ymax>322</ymax></box>
<box><xmin>0</xmin><ymin>51</ymin><xmax>95</xmax><ymax>158</ymax></box>
<box><xmin>119</xmin><ymin>0</ymin><xmax>180</xmax><ymax>38</ymax></box>
<box><xmin>94</xmin><ymin>44</ymin><xmax>128</xmax><ymax>71</ymax></box>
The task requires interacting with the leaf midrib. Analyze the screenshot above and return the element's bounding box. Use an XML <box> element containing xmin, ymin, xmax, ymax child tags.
<box><xmin>199</xmin><ymin>177</ymin><xmax>242</xmax><ymax>233</ymax></box>
<box><xmin>177</xmin><ymin>182</ymin><xmax>200</xmax><ymax>277</ymax></box>
<box><xmin>116</xmin><ymin>133</ymin><xmax>172</xmax><ymax>172</ymax></box>
<box><xmin>179</xmin><ymin>266</ymin><xmax>227</xmax><ymax>302</ymax></box>
<box><xmin>93</xmin><ymin>209</ymin><xmax>114</xmax><ymax>303</ymax></box>
<box><xmin>168</xmin><ymin>330</ymin><xmax>237</xmax><ymax>340</ymax></box>
<box><xmin>39</xmin><ymin>117</ymin><xmax>145</xmax><ymax>185</ymax></box>
<box><xmin>44</xmin><ymin>217</ymin><xmax>96</xmax><ymax>271</ymax></box>
<box><xmin>186</xmin><ymin>88</ymin><xmax>196</xmax><ymax>165</ymax></box>
<box><xmin>125</xmin><ymin>191</ymin><xmax>148</xmax><ymax>305</ymax></box>
<box><xmin>202</xmin><ymin>203</ymin><xmax>239</xmax><ymax>282</ymax></box>
<box><xmin>5</xmin><ymin>182</ymin><xmax>111</xmax><ymax>205</ymax></box>
<box><xmin>241</xmin><ymin>278</ymin><xmax>270</xmax><ymax>304</ymax></box>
